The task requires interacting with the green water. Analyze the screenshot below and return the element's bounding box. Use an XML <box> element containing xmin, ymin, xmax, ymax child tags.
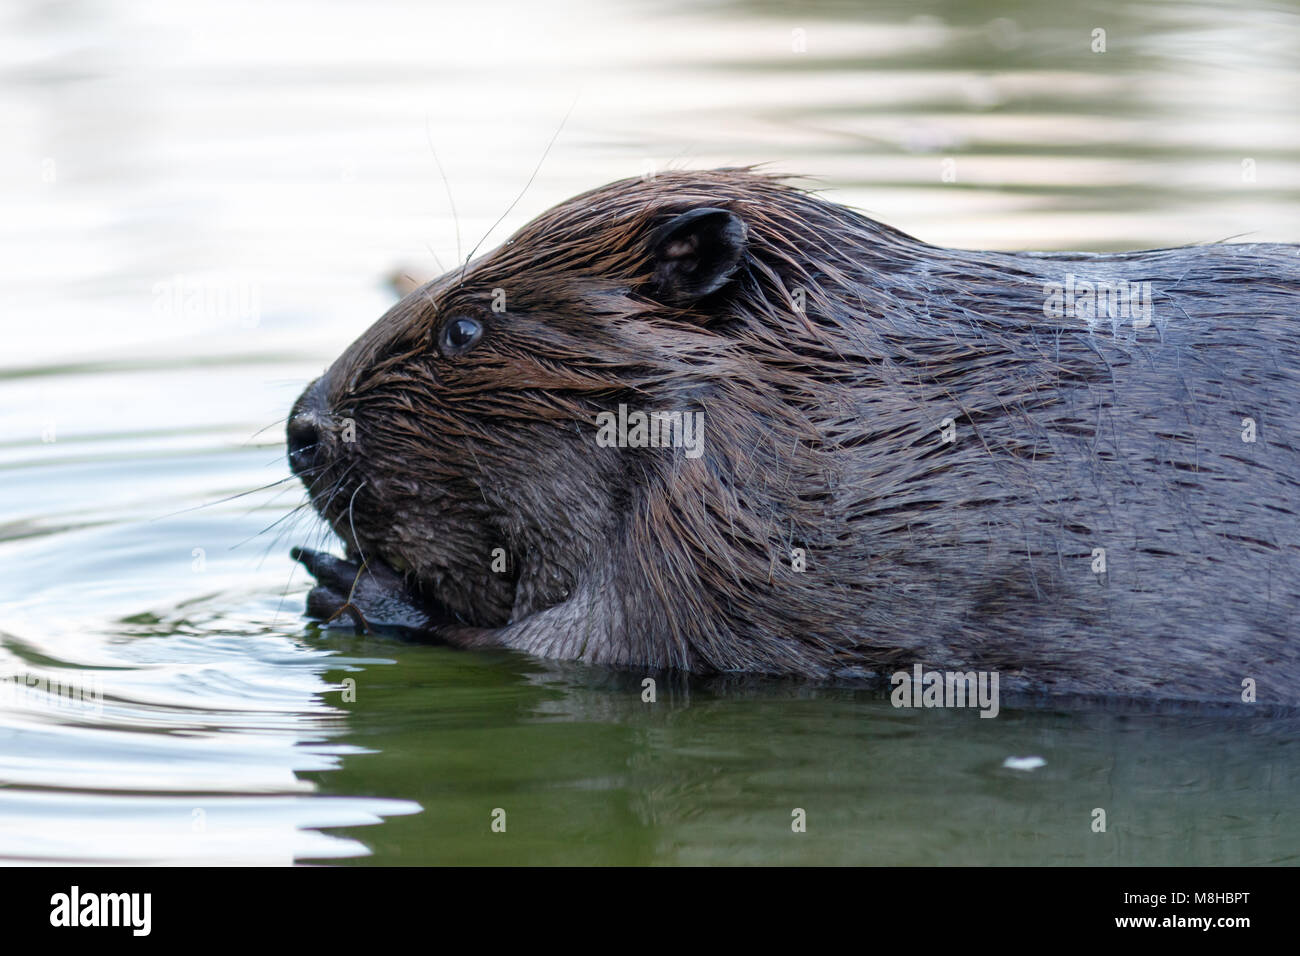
<box><xmin>308</xmin><ymin>639</ymin><xmax>1300</xmax><ymax>865</ymax></box>
<box><xmin>1</xmin><ymin>0</ymin><xmax>1298</xmax><ymax>864</ymax></box>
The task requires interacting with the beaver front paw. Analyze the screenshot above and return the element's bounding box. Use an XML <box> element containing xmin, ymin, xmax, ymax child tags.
<box><xmin>291</xmin><ymin>547</ymin><xmax>445</xmax><ymax>637</ymax></box>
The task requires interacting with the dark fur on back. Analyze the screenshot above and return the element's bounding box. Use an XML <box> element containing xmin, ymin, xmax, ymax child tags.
<box><xmin>292</xmin><ymin>169</ymin><xmax>1300</xmax><ymax>704</ymax></box>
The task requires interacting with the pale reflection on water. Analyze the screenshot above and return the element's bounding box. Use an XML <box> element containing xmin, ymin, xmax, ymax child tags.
<box><xmin>0</xmin><ymin>0</ymin><xmax>1297</xmax><ymax>864</ymax></box>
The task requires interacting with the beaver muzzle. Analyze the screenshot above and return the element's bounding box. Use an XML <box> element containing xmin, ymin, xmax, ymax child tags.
<box><xmin>286</xmin><ymin>377</ymin><xmax>329</xmax><ymax>477</ymax></box>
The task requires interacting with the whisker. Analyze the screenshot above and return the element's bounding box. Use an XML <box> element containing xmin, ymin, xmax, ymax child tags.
<box><xmin>245</xmin><ymin>418</ymin><xmax>288</xmax><ymax>444</ymax></box>
<box><xmin>239</xmin><ymin>481</ymin><xmax>303</xmax><ymax>519</ymax></box>
<box><xmin>270</xmin><ymin>501</ymin><xmax>315</xmax><ymax>621</ymax></box>
<box><xmin>317</xmin><ymin>461</ymin><xmax>361</xmax><ymax>516</ymax></box>
<box><xmin>425</xmin><ymin>114</ymin><xmax>462</xmax><ymax>266</ymax></box>
<box><xmin>154</xmin><ymin>474</ymin><xmax>297</xmax><ymax>521</ymax></box>
<box><xmin>457</xmin><ymin>94</ymin><xmax>579</xmax><ymax>284</ymax></box>
<box><xmin>346</xmin><ymin>480</ymin><xmax>369</xmax><ymax>564</ymax></box>
<box><xmin>421</xmin><ymin>245</ymin><xmax>444</xmax><ymax>276</ymax></box>
<box><xmin>256</xmin><ymin>502</ymin><xmax>311</xmax><ymax>570</ymax></box>
<box><xmin>234</xmin><ymin>501</ymin><xmax>312</xmax><ymax>550</ymax></box>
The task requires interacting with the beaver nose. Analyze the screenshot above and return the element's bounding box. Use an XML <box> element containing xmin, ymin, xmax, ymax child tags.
<box><xmin>286</xmin><ymin>415</ymin><xmax>321</xmax><ymax>475</ymax></box>
<box><xmin>287</xmin><ymin>378</ymin><xmax>329</xmax><ymax>476</ymax></box>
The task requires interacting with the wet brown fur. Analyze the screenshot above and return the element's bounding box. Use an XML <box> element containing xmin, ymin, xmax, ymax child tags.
<box><xmin>291</xmin><ymin>168</ymin><xmax>1300</xmax><ymax>704</ymax></box>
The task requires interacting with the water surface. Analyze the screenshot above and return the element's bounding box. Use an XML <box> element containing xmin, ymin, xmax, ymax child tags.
<box><xmin>2</xmin><ymin>0</ymin><xmax>1298</xmax><ymax>864</ymax></box>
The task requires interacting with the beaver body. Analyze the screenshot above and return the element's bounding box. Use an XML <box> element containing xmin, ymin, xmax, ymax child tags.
<box><xmin>289</xmin><ymin>169</ymin><xmax>1300</xmax><ymax>705</ymax></box>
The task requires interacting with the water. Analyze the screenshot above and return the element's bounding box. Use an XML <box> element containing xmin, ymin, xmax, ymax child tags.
<box><xmin>2</xmin><ymin>0</ymin><xmax>1299</xmax><ymax>865</ymax></box>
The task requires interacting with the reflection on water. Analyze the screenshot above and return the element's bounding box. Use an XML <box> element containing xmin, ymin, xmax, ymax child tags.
<box><xmin>306</xmin><ymin>649</ymin><xmax>1300</xmax><ymax>865</ymax></box>
<box><xmin>1</xmin><ymin>0</ymin><xmax>1297</xmax><ymax>864</ymax></box>
<box><xmin>0</xmin><ymin>604</ymin><xmax>420</xmax><ymax>864</ymax></box>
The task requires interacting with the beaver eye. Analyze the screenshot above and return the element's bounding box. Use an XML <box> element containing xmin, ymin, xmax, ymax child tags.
<box><xmin>438</xmin><ymin>316</ymin><xmax>483</xmax><ymax>355</ymax></box>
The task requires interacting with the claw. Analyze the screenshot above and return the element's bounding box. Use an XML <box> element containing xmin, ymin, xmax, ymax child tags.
<box><xmin>291</xmin><ymin>546</ymin><xmax>444</xmax><ymax>636</ymax></box>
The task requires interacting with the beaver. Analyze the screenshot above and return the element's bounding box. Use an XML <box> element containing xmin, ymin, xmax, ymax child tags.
<box><xmin>287</xmin><ymin>168</ymin><xmax>1300</xmax><ymax>706</ymax></box>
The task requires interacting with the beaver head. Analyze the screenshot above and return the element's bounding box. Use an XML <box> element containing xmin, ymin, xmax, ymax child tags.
<box><xmin>287</xmin><ymin>169</ymin><xmax>850</xmax><ymax>660</ymax></box>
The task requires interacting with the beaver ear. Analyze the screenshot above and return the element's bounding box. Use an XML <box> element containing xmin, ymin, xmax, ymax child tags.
<box><xmin>648</xmin><ymin>207</ymin><xmax>748</xmax><ymax>306</ymax></box>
